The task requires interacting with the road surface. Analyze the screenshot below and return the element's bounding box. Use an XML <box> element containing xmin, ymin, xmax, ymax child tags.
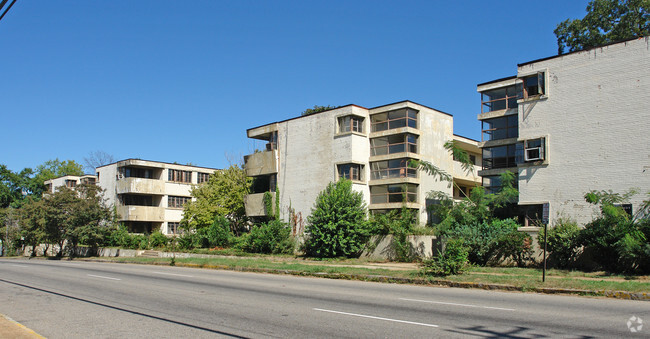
<box><xmin>0</xmin><ymin>258</ymin><xmax>647</xmax><ymax>338</ymax></box>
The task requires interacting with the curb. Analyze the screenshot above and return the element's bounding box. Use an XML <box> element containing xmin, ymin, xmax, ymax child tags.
<box><xmin>0</xmin><ymin>313</ymin><xmax>46</xmax><ymax>339</ymax></box>
<box><xmin>59</xmin><ymin>257</ymin><xmax>650</xmax><ymax>301</ymax></box>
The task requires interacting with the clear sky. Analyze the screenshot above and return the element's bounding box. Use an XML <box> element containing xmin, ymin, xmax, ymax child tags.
<box><xmin>0</xmin><ymin>0</ymin><xmax>589</xmax><ymax>172</ymax></box>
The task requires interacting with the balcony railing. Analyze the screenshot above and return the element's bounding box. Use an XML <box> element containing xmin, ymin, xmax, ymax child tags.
<box><xmin>244</xmin><ymin>150</ymin><xmax>278</xmax><ymax>176</ymax></box>
<box><xmin>371</xmin><ymin>141</ymin><xmax>417</xmax><ymax>156</ymax></box>
<box><xmin>371</xmin><ymin>116</ymin><xmax>417</xmax><ymax>132</ymax></box>
<box><xmin>370</xmin><ymin>167</ymin><xmax>417</xmax><ymax>180</ymax></box>
<box><xmin>370</xmin><ymin>192</ymin><xmax>417</xmax><ymax>204</ymax></box>
<box><xmin>481</xmin><ymin>95</ymin><xmax>519</xmax><ymax>114</ymax></box>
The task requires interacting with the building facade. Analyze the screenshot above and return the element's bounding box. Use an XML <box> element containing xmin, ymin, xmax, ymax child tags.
<box><xmin>243</xmin><ymin>101</ymin><xmax>481</xmax><ymax>225</ymax></box>
<box><xmin>44</xmin><ymin>174</ymin><xmax>97</xmax><ymax>194</ymax></box>
<box><xmin>96</xmin><ymin>159</ymin><xmax>218</xmax><ymax>235</ymax></box>
<box><xmin>477</xmin><ymin>37</ymin><xmax>650</xmax><ymax>226</ymax></box>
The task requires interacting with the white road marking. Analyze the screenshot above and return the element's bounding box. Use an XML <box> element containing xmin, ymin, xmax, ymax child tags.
<box><xmin>11</xmin><ymin>264</ymin><xmax>29</xmax><ymax>268</ymax></box>
<box><xmin>313</xmin><ymin>308</ymin><xmax>439</xmax><ymax>328</ymax></box>
<box><xmin>152</xmin><ymin>271</ymin><xmax>194</xmax><ymax>278</ymax></box>
<box><xmin>399</xmin><ymin>298</ymin><xmax>515</xmax><ymax>311</ymax></box>
<box><xmin>87</xmin><ymin>274</ymin><xmax>121</xmax><ymax>281</ymax></box>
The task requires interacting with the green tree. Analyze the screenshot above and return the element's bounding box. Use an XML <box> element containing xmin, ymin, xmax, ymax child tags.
<box><xmin>554</xmin><ymin>0</ymin><xmax>650</xmax><ymax>54</ymax></box>
<box><xmin>304</xmin><ymin>179</ymin><xmax>370</xmax><ymax>258</ymax></box>
<box><xmin>29</xmin><ymin>159</ymin><xmax>84</xmax><ymax>197</ymax></box>
<box><xmin>181</xmin><ymin>165</ymin><xmax>250</xmax><ymax>233</ymax></box>
<box><xmin>301</xmin><ymin>105</ymin><xmax>339</xmax><ymax>116</ymax></box>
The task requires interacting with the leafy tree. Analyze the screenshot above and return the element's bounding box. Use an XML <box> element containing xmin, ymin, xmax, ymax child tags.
<box><xmin>301</xmin><ymin>105</ymin><xmax>339</xmax><ymax>116</ymax></box>
<box><xmin>19</xmin><ymin>197</ymin><xmax>47</xmax><ymax>256</ymax></box>
<box><xmin>304</xmin><ymin>179</ymin><xmax>370</xmax><ymax>258</ymax></box>
<box><xmin>29</xmin><ymin>159</ymin><xmax>84</xmax><ymax>197</ymax></box>
<box><xmin>554</xmin><ymin>0</ymin><xmax>650</xmax><ymax>54</ymax></box>
<box><xmin>181</xmin><ymin>165</ymin><xmax>250</xmax><ymax>233</ymax></box>
<box><xmin>538</xmin><ymin>218</ymin><xmax>581</xmax><ymax>269</ymax></box>
<box><xmin>83</xmin><ymin>150</ymin><xmax>115</xmax><ymax>173</ymax></box>
<box><xmin>239</xmin><ymin>219</ymin><xmax>294</xmax><ymax>254</ymax></box>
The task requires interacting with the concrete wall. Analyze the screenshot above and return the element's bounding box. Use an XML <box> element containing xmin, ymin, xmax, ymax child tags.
<box><xmin>362</xmin><ymin>235</ymin><xmax>438</xmax><ymax>260</ymax></box>
<box><xmin>517</xmin><ymin>37</ymin><xmax>650</xmax><ymax>225</ymax></box>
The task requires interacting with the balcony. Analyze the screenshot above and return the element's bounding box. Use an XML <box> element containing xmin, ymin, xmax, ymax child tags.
<box><xmin>116</xmin><ymin>178</ymin><xmax>165</xmax><ymax>195</ymax></box>
<box><xmin>452</xmin><ymin>160</ymin><xmax>480</xmax><ymax>184</ymax></box>
<box><xmin>244</xmin><ymin>150</ymin><xmax>278</xmax><ymax>177</ymax></box>
<box><xmin>244</xmin><ymin>193</ymin><xmax>276</xmax><ymax>217</ymax></box>
<box><xmin>116</xmin><ymin>206</ymin><xmax>165</xmax><ymax>222</ymax></box>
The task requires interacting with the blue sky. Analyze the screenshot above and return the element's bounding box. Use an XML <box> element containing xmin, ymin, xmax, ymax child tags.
<box><xmin>0</xmin><ymin>0</ymin><xmax>589</xmax><ymax>172</ymax></box>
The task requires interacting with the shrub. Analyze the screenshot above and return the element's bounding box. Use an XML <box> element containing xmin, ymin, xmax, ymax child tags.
<box><xmin>421</xmin><ymin>238</ymin><xmax>469</xmax><ymax>276</ymax></box>
<box><xmin>239</xmin><ymin>219</ymin><xmax>294</xmax><ymax>254</ymax></box>
<box><xmin>369</xmin><ymin>208</ymin><xmax>416</xmax><ymax>262</ymax></box>
<box><xmin>443</xmin><ymin>218</ymin><xmax>529</xmax><ymax>266</ymax></box>
<box><xmin>149</xmin><ymin>231</ymin><xmax>169</xmax><ymax>248</ymax></box>
<box><xmin>177</xmin><ymin>231</ymin><xmax>197</xmax><ymax>250</ymax></box>
<box><xmin>538</xmin><ymin>218</ymin><xmax>580</xmax><ymax>268</ymax></box>
<box><xmin>304</xmin><ymin>180</ymin><xmax>370</xmax><ymax>258</ymax></box>
<box><xmin>200</xmin><ymin>216</ymin><xmax>232</xmax><ymax>248</ymax></box>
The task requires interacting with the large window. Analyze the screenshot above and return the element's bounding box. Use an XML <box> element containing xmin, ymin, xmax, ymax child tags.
<box><xmin>481</xmin><ymin>115</ymin><xmax>518</xmax><ymax>141</ymax></box>
<box><xmin>80</xmin><ymin>177</ymin><xmax>96</xmax><ymax>185</ymax></box>
<box><xmin>338</xmin><ymin>116</ymin><xmax>364</xmax><ymax>133</ymax></box>
<box><xmin>197</xmin><ymin>172</ymin><xmax>210</xmax><ymax>184</ymax></box>
<box><xmin>120</xmin><ymin>166</ymin><xmax>154</xmax><ymax>179</ymax></box>
<box><xmin>370</xmin><ymin>134</ymin><xmax>418</xmax><ymax>156</ymax></box>
<box><xmin>371</xmin><ymin>108</ymin><xmax>417</xmax><ymax>132</ymax></box>
<box><xmin>65</xmin><ymin>180</ymin><xmax>77</xmax><ymax>188</ymax></box>
<box><xmin>482</xmin><ymin>173</ymin><xmax>518</xmax><ymax>194</ymax></box>
<box><xmin>370</xmin><ymin>184</ymin><xmax>417</xmax><ymax>204</ymax></box>
<box><xmin>338</xmin><ymin>163</ymin><xmax>363</xmax><ymax>181</ymax></box>
<box><xmin>121</xmin><ymin>194</ymin><xmax>154</xmax><ymax>206</ymax></box>
<box><xmin>370</xmin><ymin>158</ymin><xmax>417</xmax><ymax>180</ymax></box>
<box><xmin>521</xmin><ymin>72</ymin><xmax>545</xmax><ymax>98</ymax></box>
<box><xmin>168</xmin><ymin>169</ymin><xmax>191</xmax><ymax>183</ymax></box>
<box><xmin>482</xmin><ymin>144</ymin><xmax>517</xmax><ymax>170</ymax></box>
<box><xmin>168</xmin><ymin>196</ymin><xmax>191</xmax><ymax>208</ymax></box>
<box><xmin>481</xmin><ymin>85</ymin><xmax>520</xmax><ymax>113</ymax></box>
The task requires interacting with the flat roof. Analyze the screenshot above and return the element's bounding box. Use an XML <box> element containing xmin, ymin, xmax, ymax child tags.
<box><xmin>96</xmin><ymin>158</ymin><xmax>220</xmax><ymax>171</ymax></box>
<box><xmin>476</xmin><ymin>75</ymin><xmax>517</xmax><ymax>87</ymax></box>
<box><xmin>246</xmin><ymin>100</ymin><xmax>453</xmax><ymax>133</ymax></box>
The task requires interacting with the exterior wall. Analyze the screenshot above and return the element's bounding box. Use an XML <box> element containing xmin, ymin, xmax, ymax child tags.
<box><xmin>517</xmin><ymin>37</ymin><xmax>650</xmax><ymax>225</ymax></box>
<box><xmin>44</xmin><ymin>174</ymin><xmax>97</xmax><ymax>194</ymax></box>
<box><xmin>277</xmin><ymin>105</ymin><xmax>371</xmax><ymax>221</ymax></box>
<box><xmin>96</xmin><ymin>159</ymin><xmax>218</xmax><ymax>234</ymax></box>
<box><xmin>245</xmin><ymin>101</ymin><xmax>477</xmax><ymax>225</ymax></box>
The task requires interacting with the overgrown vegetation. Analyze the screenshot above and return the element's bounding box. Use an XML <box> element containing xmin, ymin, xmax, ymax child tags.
<box><xmin>300</xmin><ymin>105</ymin><xmax>340</xmax><ymax>116</ymax></box>
<box><xmin>304</xmin><ymin>179</ymin><xmax>371</xmax><ymax>258</ymax></box>
<box><xmin>421</xmin><ymin>238</ymin><xmax>468</xmax><ymax>276</ymax></box>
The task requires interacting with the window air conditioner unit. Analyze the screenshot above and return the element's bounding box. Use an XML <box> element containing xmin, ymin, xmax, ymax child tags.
<box><xmin>525</xmin><ymin>147</ymin><xmax>543</xmax><ymax>161</ymax></box>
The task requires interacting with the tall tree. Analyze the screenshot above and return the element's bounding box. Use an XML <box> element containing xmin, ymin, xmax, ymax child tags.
<box><xmin>29</xmin><ymin>159</ymin><xmax>84</xmax><ymax>197</ymax></box>
<box><xmin>554</xmin><ymin>0</ymin><xmax>650</xmax><ymax>54</ymax></box>
<box><xmin>181</xmin><ymin>165</ymin><xmax>250</xmax><ymax>233</ymax></box>
<box><xmin>83</xmin><ymin>151</ymin><xmax>115</xmax><ymax>173</ymax></box>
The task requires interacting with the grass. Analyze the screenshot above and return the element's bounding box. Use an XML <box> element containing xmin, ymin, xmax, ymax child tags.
<box><xmin>82</xmin><ymin>254</ymin><xmax>650</xmax><ymax>294</ymax></box>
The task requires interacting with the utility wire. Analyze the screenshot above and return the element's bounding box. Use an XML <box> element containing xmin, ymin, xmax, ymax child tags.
<box><xmin>0</xmin><ymin>0</ymin><xmax>17</xmax><ymax>23</ymax></box>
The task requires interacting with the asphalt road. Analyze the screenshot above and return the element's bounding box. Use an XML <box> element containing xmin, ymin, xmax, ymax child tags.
<box><xmin>0</xmin><ymin>258</ymin><xmax>648</xmax><ymax>338</ymax></box>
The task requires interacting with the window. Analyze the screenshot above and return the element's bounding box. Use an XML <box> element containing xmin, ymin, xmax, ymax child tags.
<box><xmin>121</xmin><ymin>194</ymin><xmax>154</xmax><ymax>206</ymax></box>
<box><xmin>168</xmin><ymin>169</ymin><xmax>191</xmax><ymax>183</ymax></box>
<box><xmin>65</xmin><ymin>180</ymin><xmax>77</xmax><ymax>188</ymax></box>
<box><xmin>80</xmin><ymin>177</ymin><xmax>96</xmax><ymax>185</ymax></box>
<box><xmin>338</xmin><ymin>163</ymin><xmax>363</xmax><ymax>181</ymax></box>
<box><xmin>482</xmin><ymin>173</ymin><xmax>518</xmax><ymax>194</ymax></box>
<box><xmin>370</xmin><ymin>134</ymin><xmax>418</xmax><ymax>156</ymax></box>
<box><xmin>197</xmin><ymin>172</ymin><xmax>210</xmax><ymax>184</ymax></box>
<box><xmin>481</xmin><ymin>85</ymin><xmax>521</xmax><ymax>113</ymax></box>
<box><xmin>370</xmin><ymin>184</ymin><xmax>417</xmax><ymax>204</ymax></box>
<box><xmin>168</xmin><ymin>196</ymin><xmax>191</xmax><ymax>208</ymax></box>
<box><xmin>120</xmin><ymin>166</ymin><xmax>155</xmax><ymax>179</ymax></box>
<box><xmin>482</xmin><ymin>144</ymin><xmax>517</xmax><ymax>169</ymax></box>
<box><xmin>481</xmin><ymin>115</ymin><xmax>518</xmax><ymax>141</ymax></box>
<box><xmin>338</xmin><ymin>116</ymin><xmax>364</xmax><ymax>133</ymax></box>
<box><xmin>168</xmin><ymin>222</ymin><xmax>182</xmax><ymax>235</ymax></box>
<box><xmin>614</xmin><ymin>204</ymin><xmax>633</xmax><ymax>217</ymax></box>
<box><xmin>469</xmin><ymin>155</ymin><xmax>477</xmax><ymax>165</ymax></box>
<box><xmin>370</xmin><ymin>158</ymin><xmax>417</xmax><ymax>180</ymax></box>
<box><xmin>370</xmin><ymin>108</ymin><xmax>418</xmax><ymax>132</ymax></box>
<box><xmin>521</xmin><ymin>72</ymin><xmax>545</xmax><ymax>98</ymax></box>
<box><xmin>524</xmin><ymin>138</ymin><xmax>545</xmax><ymax>162</ymax></box>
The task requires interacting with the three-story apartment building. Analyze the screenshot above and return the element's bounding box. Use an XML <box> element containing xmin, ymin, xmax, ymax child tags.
<box><xmin>243</xmin><ymin>100</ymin><xmax>482</xmax><ymax>225</ymax></box>
<box><xmin>96</xmin><ymin>159</ymin><xmax>218</xmax><ymax>234</ymax></box>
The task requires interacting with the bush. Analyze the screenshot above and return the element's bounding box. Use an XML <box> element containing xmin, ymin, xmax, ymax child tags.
<box><xmin>443</xmin><ymin>218</ymin><xmax>530</xmax><ymax>266</ymax></box>
<box><xmin>197</xmin><ymin>216</ymin><xmax>233</xmax><ymax>248</ymax></box>
<box><xmin>421</xmin><ymin>238</ymin><xmax>469</xmax><ymax>276</ymax></box>
<box><xmin>304</xmin><ymin>180</ymin><xmax>370</xmax><ymax>258</ymax></box>
<box><xmin>149</xmin><ymin>231</ymin><xmax>169</xmax><ymax>248</ymax></box>
<box><xmin>239</xmin><ymin>220</ymin><xmax>294</xmax><ymax>254</ymax></box>
<box><xmin>538</xmin><ymin>218</ymin><xmax>580</xmax><ymax>268</ymax></box>
<box><xmin>369</xmin><ymin>208</ymin><xmax>416</xmax><ymax>262</ymax></box>
<box><xmin>177</xmin><ymin>231</ymin><xmax>197</xmax><ymax>250</ymax></box>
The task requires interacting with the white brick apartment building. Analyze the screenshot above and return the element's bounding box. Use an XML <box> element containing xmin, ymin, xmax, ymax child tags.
<box><xmin>44</xmin><ymin>174</ymin><xmax>97</xmax><ymax>194</ymax></box>
<box><xmin>243</xmin><ymin>100</ymin><xmax>482</xmax><ymax>225</ymax></box>
<box><xmin>477</xmin><ymin>37</ymin><xmax>650</xmax><ymax>226</ymax></box>
<box><xmin>96</xmin><ymin>159</ymin><xmax>218</xmax><ymax>234</ymax></box>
